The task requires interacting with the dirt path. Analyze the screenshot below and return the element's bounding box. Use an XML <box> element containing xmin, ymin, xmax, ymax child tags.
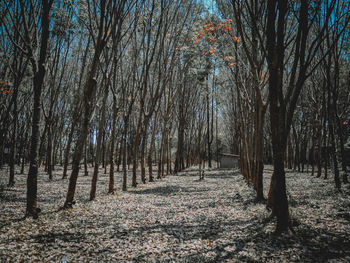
<box><xmin>1</xmin><ymin>166</ymin><xmax>349</xmax><ymax>262</ymax></box>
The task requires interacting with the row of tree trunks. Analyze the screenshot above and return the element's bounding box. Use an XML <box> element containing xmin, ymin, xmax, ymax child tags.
<box><xmin>62</xmin><ymin>37</ymin><xmax>90</xmax><ymax>179</ymax></box>
<box><xmin>64</xmin><ymin>0</ymin><xmax>115</xmax><ymax>208</ymax></box>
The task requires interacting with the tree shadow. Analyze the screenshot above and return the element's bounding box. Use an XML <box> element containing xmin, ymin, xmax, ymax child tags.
<box><xmin>30</xmin><ymin>231</ymin><xmax>87</xmax><ymax>243</ymax></box>
<box><xmin>110</xmin><ymin>218</ymin><xmax>255</xmax><ymax>242</ymax></box>
<box><xmin>175</xmin><ymin>171</ymin><xmax>201</xmax><ymax>177</ymax></box>
<box><xmin>116</xmin><ymin>218</ymin><xmax>350</xmax><ymax>262</ymax></box>
<box><xmin>294</xmin><ymin>223</ymin><xmax>350</xmax><ymax>262</ymax></box>
<box><xmin>0</xmin><ymin>217</ymin><xmax>25</xmax><ymax>231</ymax></box>
<box><xmin>130</xmin><ymin>185</ymin><xmax>209</xmax><ymax>196</ymax></box>
<box><xmin>204</xmin><ymin>171</ymin><xmax>240</xmax><ymax>179</ymax></box>
<box><xmin>121</xmin><ymin>218</ymin><xmax>260</xmax><ymax>262</ymax></box>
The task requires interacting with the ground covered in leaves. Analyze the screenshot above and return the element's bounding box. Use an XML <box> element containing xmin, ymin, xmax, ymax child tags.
<box><xmin>1</xmin><ymin>165</ymin><xmax>350</xmax><ymax>262</ymax></box>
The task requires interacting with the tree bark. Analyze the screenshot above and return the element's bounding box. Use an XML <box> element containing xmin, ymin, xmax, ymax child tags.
<box><xmin>26</xmin><ymin>0</ymin><xmax>53</xmax><ymax>218</ymax></box>
<box><xmin>8</xmin><ymin>80</ymin><xmax>19</xmax><ymax>187</ymax></box>
<box><xmin>64</xmin><ymin>0</ymin><xmax>113</xmax><ymax>207</ymax></box>
<box><xmin>140</xmin><ymin>125</ymin><xmax>148</xmax><ymax>183</ymax></box>
<box><xmin>90</xmin><ymin>81</ymin><xmax>109</xmax><ymax>201</ymax></box>
<box><xmin>108</xmin><ymin>94</ymin><xmax>118</xmax><ymax>193</ymax></box>
<box><xmin>266</xmin><ymin>0</ymin><xmax>290</xmax><ymax>233</ymax></box>
<box><xmin>122</xmin><ymin>122</ymin><xmax>128</xmax><ymax>191</ymax></box>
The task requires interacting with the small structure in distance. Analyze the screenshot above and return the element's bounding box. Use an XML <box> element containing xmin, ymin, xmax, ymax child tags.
<box><xmin>219</xmin><ymin>153</ymin><xmax>239</xmax><ymax>169</ymax></box>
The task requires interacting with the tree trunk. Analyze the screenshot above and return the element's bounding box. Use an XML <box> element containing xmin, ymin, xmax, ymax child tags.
<box><xmin>47</xmin><ymin>126</ymin><xmax>53</xmax><ymax>180</ymax></box>
<box><xmin>62</xmin><ymin>121</ymin><xmax>76</xmax><ymax>179</ymax></box>
<box><xmin>255</xmin><ymin>101</ymin><xmax>266</xmax><ymax>201</ymax></box>
<box><xmin>102</xmin><ymin>131</ymin><xmax>106</xmax><ymax>169</ymax></box>
<box><xmin>84</xmin><ymin>140</ymin><xmax>88</xmax><ymax>176</ymax></box>
<box><xmin>26</xmin><ymin>0</ymin><xmax>52</xmax><ymax>218</ymax></box>
<box><xmin>108</xmin><ymin>94</ymin><xmax>118</xmax><ymax>194</ymax></box>
<box><xmin>207</xmin><ymin>81</ymin><xmax>212</xmax><ymax>168</ymax></box>
<box><xmin>20</xmin><ymin>131</ymin><xmax>28</xmax><ymax>174</ymax></box>
<box><xmin>132</xmin><ymin>111</ymin><xmax>143</xmax><ymax>187</ymax></box>
<box><xmin>158</xmin><ymin>135</ymin><xmax>163</xmax><ymax>179</ymax></box>
<box><xmin>8</xmin><ymin>81</ymin><xmax>19</xmax><ymax>187</ymax></box>
<box><xmin>311</xmin><ymin>125</ymin><xmax>316</xmax><ymax>176</ymax></box>
<box><xmin>148</xmin><ymin>115</ymin><xmax>158</xmax><ymax>182</ymax></box>
<box><xmin>316</xmin><ymin>126</ymin><xmax>322</xmax><ymax>178</ymax></box>
<box><xmin>90</xmin><ymin>80</ymin><xmax>109</xmax><ymax>201</ymax></box>
<box><xmin>175</xmin><ymin>119</ymin><xmax>185</xmax><ymax>173</ymax></box>
<box><xmin>266</xmin><ymin>0</ymin><xmax>289</xmax><ymax>233</ymax></box>
<box><xmin>140</xmin><ymin>127</ymin><xmax>148</xmax><ymax>183</ymax></box>
<box><xmin>329</xmin><ymin>122</ymin><xmax>341</xmax><ymax>190</ymax></box>
<box><xmin>64</xmin><ymin>24</ymin><xmax>107</xmax><ymax>207</ymax></box>
<box><xmin>166</xmin><ymin>124</ymin><xmax>172</xmax><ymax>176</ymax></box>
<box><xmin>336</xmin><ymin>117</ymin><xmax>348</xmax><ymax>183</ymax></box>
<box><xmin>122</xmin><ymin>125</ymin><xmax>128</xmax><ymax>191</ymax></box>
<box><xmin>267</xmin><ymin>151</ymin><xmax>289</xmax><ymax>233</ymax></box>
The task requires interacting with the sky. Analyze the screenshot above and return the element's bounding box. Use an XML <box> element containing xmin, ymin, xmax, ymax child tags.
<box><xmin>202</xmin><ymin>0</ymin><xmax>218</xmax><ymax>14</ymax></box>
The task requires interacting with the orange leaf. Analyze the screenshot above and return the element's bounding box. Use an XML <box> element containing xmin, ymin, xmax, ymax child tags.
<box><xmin>232</xmin><ymin>36</ymin><xmax>240</xmax><ymax>43</ymax></box>
<box><xmin>260</xmin><ymin>72</ymin><xmax>265</xmax><ymax>80</ymax></box>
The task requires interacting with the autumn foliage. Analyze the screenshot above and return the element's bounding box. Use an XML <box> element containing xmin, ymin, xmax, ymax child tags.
<box><xmin>0</xmin><ymin>80</ymin><xmax>13</xmax><ymax>95</ymax></box>
<box><xmin>192</xmin><ymin>19</ymin><xmax>240</xmax><ymax>68</ymax></box>
<box><xmin>194</xmin><ymin>19</ymin><xmax>239</xmax><ymax>55</ymax></box>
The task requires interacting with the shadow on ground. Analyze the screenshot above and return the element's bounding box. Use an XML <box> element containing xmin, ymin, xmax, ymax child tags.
<box><xmin>130</xmin><ymin>185</ymin><xmax>209</xmax><ymax>196</ymax></box>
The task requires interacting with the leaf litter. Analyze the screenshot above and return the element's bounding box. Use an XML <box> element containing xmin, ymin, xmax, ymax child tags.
<box><xmin>0</xmin><ymin>165</ymin><xmax>349</xmax><ymax>262</ymax></box>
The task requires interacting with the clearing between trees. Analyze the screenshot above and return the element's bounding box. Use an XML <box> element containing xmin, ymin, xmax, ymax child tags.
<box><xmin>1</xmin><ymin>166</ymin><xmax>349</xmax><ymax>262</ymax></box>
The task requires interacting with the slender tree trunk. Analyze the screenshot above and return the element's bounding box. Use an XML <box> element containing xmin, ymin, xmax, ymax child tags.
<box><xmin>47</xmin><ymin>126</ymin><xmax>53</xmax><ymax>180</ymax></box>
<box><xmin>117</xmin><ymin>140</ymin><xmax>122</xmax><ymax>172</ymax></box>
<box><xmin>102</xmin><ymin>131</ymin><xmax>105</xmax><ymax>169</ymax></box>
<box><xmin>140</xmin><ymin>127</ymin><xmax>148</xmax><ymax>183</ymax></box>
<box><xmin>166</xmin><ymin>124</ymin><xmax>172</xmax><ymax>176</ymax></box>
<box><xmin>108</xmin><ymin>95</ymin><xmax>118</xmax><ymax>193</ymax></box>
<box><xmin>27</xmin><ymin>83</ymin><xmax>43</xmax><ymax>217</ymax></box>
<box><xmin>90</xmin><ymin>81</ymin><xmax>109</xmax><ymax>201</ymax></box>
<box><xmin>38</xmin><ymin>123</ymin><xmax>48</xmax><ymax>168</ymax></box>
<box><xmin>255</xmin><ymin>101</ymin><xmax>266</xmax><ymax>201</ymax></box>
<box><xmin>311</xmin><ymin>125</ymin><xmax>316</xmax><ymax>176</ymax></box>
<box><xmin>207</xmin><ymin>81</ymin><xmax>212</xmax><ymax>168</ymax></box>
<box><xmin>64</xmin><ymin>17</ymin><xmax>107</xmax><ymax>207</ymax></box>
<box><xmin>26</xmin><ymin>0</ymin><xmax>52</xmax><ymax>218</ymax></box>
<box><xmin>326</xmin><ymin>47</ymin><xmax>341</xmax><ymax>190</ymax></box>
<box><xmin>329</xmin><ymin>122</ymin><xmax>341</xmax><ymax>190</ymax></box>
<box><xmin>292</xmin><ymin>128</ymin><xmax>298</xmax><ymax>171</ymax></box>
<box><xmin>132</xmin><ymin>111</ymin><xmax>143</xmax><ymax>187</ymax></box>
<box><xmin>158</xmin><ymin>135</ymin><xmax>163</xmax><ymax>179</ymax></box>
<box><xmin>148</xmin><ymin>115</ymin><xmax>158</xmax><ymax>182</ymax></box>
<box><xmin>175</xmin><ymin>120</ymin><xmax>185</xmax><ymax>173</ymax></box>
<box><xmin>20</xmin><ymin>132</ymin><xmax>28</xmax><ymax>174</ymax></box>
<box><xmin>84</xmin><ymin>140</ymin><xmax>88</xmax><ymax>176</ymax></box>
<box><xmin>316</xmin><ymin>126</ymin><xmax>322</xmax><ymax>178</ymax></box>
<box><xmin>62</xmin><ymin>122</ymin><xmax>76</xmax><ymax>179</ymax></box>
<box><xmin>161</xmin><ymin>130</ymin><xmax>167</xmax><ymax>178</ymax></box>
<box><xmin>324</xmin><ymin>133</ymin><xmax>329</xmax><ymax>180</ymax></box>
<box><xmin>337</xmin><ymin>120</ymin><xmax>348</xmax><ymax>183</ymax></box>
<box><xmin>122</xmin><ymin>123</ymin><xmax>128</xmax><ymax>191</ymax></box>
<box><xmin>8</xmin><ymin>81</ymin><xmax>19</xmax><ymax>187</ymax></box>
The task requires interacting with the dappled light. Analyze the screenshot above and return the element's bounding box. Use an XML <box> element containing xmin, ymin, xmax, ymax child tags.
<box><xmin>1</xmin><ymin>0</ymin><xmax>350</xmax><ymax>262</ymax></box>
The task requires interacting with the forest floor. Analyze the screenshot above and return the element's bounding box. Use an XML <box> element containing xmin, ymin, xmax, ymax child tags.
<box><xmin>1</xmin><ymin>165</ymin><xmax>350</xmax><ymax>262</ymax></box>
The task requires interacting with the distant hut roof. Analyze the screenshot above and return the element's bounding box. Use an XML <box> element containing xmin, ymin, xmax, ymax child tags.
<box><xmin>219</xmin><ymin>153</ymin><xmax>239</xmax><ymax>158</ymax></box>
